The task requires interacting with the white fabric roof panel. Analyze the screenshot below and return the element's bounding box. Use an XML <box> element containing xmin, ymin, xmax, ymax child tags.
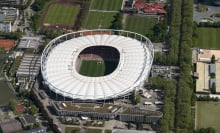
<box><xmin>42</xmin><ymin>34</ymin><xmax>153</xmax><ymax>100</ymax></box>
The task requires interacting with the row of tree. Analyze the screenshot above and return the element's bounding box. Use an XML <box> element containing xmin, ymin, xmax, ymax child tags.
<box><xmin>166</xmin><ymin>0</ymin><xmax>182</xmax><ymax>65</ymax></box>
<box><xmin>147</xmin><ymin>78</ymin><xmax>176</xmax><ymax>133</ymax></box>
<box><xmin>175</xmin><ymin>0</ymin><xmax>194</xmax><ymax>132</ymax></box>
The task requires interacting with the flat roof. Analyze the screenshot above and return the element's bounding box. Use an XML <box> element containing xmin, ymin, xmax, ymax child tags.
<box><xmin>216</xmin><ymin>63</ymin><xmax>220</xmax><ymax>92</ymax></box>
<box><xmin>196</xmin><ymin>62</ymin><xmax>209</xmax><ymax>93</ymax></box>
<box><xmin>198</xmin><ymin>49</ymin><xmax>220</xmax><ymax>63</ymax></box>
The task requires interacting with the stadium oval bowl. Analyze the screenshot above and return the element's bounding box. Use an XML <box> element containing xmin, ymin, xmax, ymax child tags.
<box><xmin>41</xmin><ymin>29</ymin><xmax>154</xmax><ymax>100</ymax></box>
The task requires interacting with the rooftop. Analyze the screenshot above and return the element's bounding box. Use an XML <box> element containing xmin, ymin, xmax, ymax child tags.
<box><xmin>198</xmin><ymin>49</ymin><xmax>220</xmax><ymax>63</ymax></box>
<box><xmin>0</xmin><ymin>120</ymin><xmax>22</xmax><ymax>133</ymax></box>
<box><xmin>17</xmin><ymin>36</ymin><xmax>41</xmax><ymax>49</ymax></box>
<box><xmin>55</xmin><ymin>101</ymin><xmax>121</xmax><ymax>113</ymax></box>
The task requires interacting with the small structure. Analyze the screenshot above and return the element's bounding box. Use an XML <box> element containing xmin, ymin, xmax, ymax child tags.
<box><xmin>0</xmin><ymin>120</ymin><xmax>23</xmax><ymax>133</ymax></box>
<box><xmin>19</xmin><ymin>115</ymin><xmax>36</xmax><ymax>128</ymax></box>
<box><xmin>209</xmin><ymin>63</ymin><xmax>216</xmax><ymax>74</ymax></box>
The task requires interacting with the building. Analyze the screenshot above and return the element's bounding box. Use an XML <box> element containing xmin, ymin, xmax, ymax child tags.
<box><xmin>128</xmin><ymin>0</ymin><xmax>167</xmax><ymax>15</ymax></box>
<box><xmin>0</xmin><ymin>7</ymin><xmax>19</xmax><ymax>32</ymax></box>
<box><xmin>41</xmin><ymin>29</ymin><xmax>154</xmax><ymax>101</ymax></box>
<box><xmin>194</xmin><ymin>49</ymin><xmax>220</xmax><ymax>94</ymax></box>
<box><xmin>0</xmin><ymin>0</ymin><xmax>26</xmax><ymax>5</ymax></box>
<box><xmin>0</xmin><ymin>120</ymin><xmax>23</xmax><ymax>133</ymax></box>
<box><xmin>17</xmin><ymin>36</ymin><xmax>42</xmax><ymax>49</ymax></box>
<box><xmin>19</xmin><ymin>115</ymin><xmax>36</xmax><ymax>127</ymax></box>
<box><xmin>16</xmin><ymin>54</ymin><xmax>41</xmax><ymax>82</ymax></box>
<box><xmin>52</xmin><ymin>101</ymin><xmax>162</xmax><ymax>124</ymax></box>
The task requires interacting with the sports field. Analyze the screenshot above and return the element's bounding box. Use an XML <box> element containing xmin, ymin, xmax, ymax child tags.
<box><xmin>195</xmin><ymin>28</ymin><xmax>220</xmax><ymax>49</ymax></box>
<box><xmin>0</xmin><ymin>80</ymin><xmax>16</xmax><ymax>105</ymax></box>
<box><xmin>196</xmin><ymin>102</ymin><xmax>220</xmax><ymax>132</ymax></box>
<box><xmin>90</xmin><ymin>0</ymin><xmax>123</xmax><ymax>11</ymax></box>
<box><xmin>79</xmin><ymin>60</ymin><xmax>118</xmax><ymax>77</ymax></box>
<box><xmin>83</xmin><ymin>12</ymin><xmax>117</xmax><ymax>29</ymax></box>
<box><xmin>44</xmin><ymin>4</ymin><xmax>80</xmax><ymax>25</ymax></box>
<box><xmin>125</xmin><ymin>15</ymin><xmax>157</xmax><ymax>35</ymax></box>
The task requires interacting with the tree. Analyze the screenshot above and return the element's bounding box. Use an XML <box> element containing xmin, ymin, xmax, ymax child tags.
<box><xmin>110</xmin><ymin>13</ymin><xmax>122</xmax><ymax>29</ymax></box>
<box><xmin>8</xmin><ymin>99</ymin><xmax>17</xmax><ymax>111</ymax></box>
<box><xmin>211</xmin><ymin>54</ymin><xmax>215</xmax><ymax>64</ymax></box>
<box><xmin>210</xmin><ymin>83</ymin><xmax>216</xmax><ymax>94</ymax></box>
<box><xmin>29</xmin><ymin>105</ymin><xmax>39</xmax><ymax>115</ymax></box>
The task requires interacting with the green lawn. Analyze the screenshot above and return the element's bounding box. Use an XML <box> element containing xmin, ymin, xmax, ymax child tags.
<box><xmin>79</xmin><ymin>60</ymin><xmax>105</xmax><ymax>77</ymax></box>
<box><xmin>196</xmin><ymin>102</ymin><xmax>220</xmax><ymax>132</ymax></box>
<box><xmin>105</xmin><ymin>129</ymin><xmax>112</xmax><ymax>133</ymax></box>
<box><xmin>83</xmin><ymin>11</ymin><xmax>116</xmax><ymax>29</ymax></box>
<box><xmin>125</xmin><ymin>15</ymin><xmax>157</xmax><ymax>35</ymax></box>
<box><xmin>85</xmin><ymin>128</ymin><xmax>102</xmax><ymax>133</ymax></box>
<box><xmin>0</xmin><ymin>80</ymin><xmax>16</xmax><ymax>105</ymax></box>
<box><xmin>44</xmin><ymin>4</ymin><xmax>80</xmax><ymax>25</ymax></box>
<box><xmin>65</xmin><ymin>127</ymin><xmax>80</xmax><ymax>133</ymax></box>
<box><xmin>79</xmin><ymin>60</ymin><xmax>118</xmax><ymax>77</ymax></box>
<box><xmin>91</xmin><ymin>0</ymin><xmax>123</xmax><ymax>11</ymax></box>
<box><xmin>194</xmin><ymin>28</ymin><xmax>220</xmax><ymax>49</ymax></box>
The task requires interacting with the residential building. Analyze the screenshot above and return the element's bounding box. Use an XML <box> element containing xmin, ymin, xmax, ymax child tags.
<box><xmin>0</xmin><ymin>120</ymin><xmax>23</xmax><ymax>133</ymax></box>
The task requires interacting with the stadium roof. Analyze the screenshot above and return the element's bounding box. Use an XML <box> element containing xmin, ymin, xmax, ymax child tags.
<box><xmin>41</xmin><ymin>30</ymin><xmax>153</xmax><ymax>100</ymax></box>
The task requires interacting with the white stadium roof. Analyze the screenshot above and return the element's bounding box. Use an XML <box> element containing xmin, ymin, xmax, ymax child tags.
<box><xmin>41</xmin><ymin>30</ymin><xmax>153</xmax><ymax>100</ymax></box>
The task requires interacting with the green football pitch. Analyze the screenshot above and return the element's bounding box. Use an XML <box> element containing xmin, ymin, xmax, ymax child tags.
<box><xmin>90</xmin><ymin>0</ymin><xmax>123</xmax><ymax>11</ymax></box>
<box><xmin>196</xmin><ymin>102</ymin><xmax>220</xmax><ymax>132</ymax></box>
<box><xmin>44</xmin><ymin>4</ymin><xmax>80</xmax><ymax>25</ymax></box>
<box><xmin>83</xmin><ymin>11</ymin><xmax>117</xmax><ymax>29</ymax></box>
<box><xmin>194</xmin><ymin>28</ymin><xmax>220</xmax><ymax>49</ymax></box>
<box><xmin>79</xmin><ymin>60</ymin><xmax>118</xmax><ymax>77</ymax></box>
<box><xmin>125</xmin><ymin>15</ymin><xmax>157</xmax><ymax>35</ymax></box>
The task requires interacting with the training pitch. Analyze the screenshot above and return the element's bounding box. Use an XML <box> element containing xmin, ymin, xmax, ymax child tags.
<box><xmin>125</xmin><ymin>15</ymin><xmax>157</xmax><ymax>35</ymax></box>
<box><xmin>195</xmin><ymin>28</ymin><xmax>220</xmax><ymax>49</ymax></box>
<box><xmin>90</xmin><ymin>0</ymin><xmax>123</xmax><ymax>11</ymax></box>
<box><xmin>43</xmin><ymin>3</ymin><xmax>80</xmax><ymax>26</ymax></box>
<box><xmin>83</xmin><ymin>12</ymin><xmax>116</xmax><ymax>29</ymax></box>
<box><xmin>196</xmin><ymin>102</ymin><xmax>220</xmax><ymax>132</ymax></box>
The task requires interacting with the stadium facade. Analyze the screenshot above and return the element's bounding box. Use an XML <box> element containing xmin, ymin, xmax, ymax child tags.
<box><xmin>41</xmin><ymin>29</ymin><xmax>154</xmax><ymax>101</ymax></box>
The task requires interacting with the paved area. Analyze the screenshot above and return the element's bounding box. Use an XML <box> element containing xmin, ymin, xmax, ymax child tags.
<box><xmin>194</xmin><ymin>1</ymin><xmax>220</xmax><ymax>22</ymax></box>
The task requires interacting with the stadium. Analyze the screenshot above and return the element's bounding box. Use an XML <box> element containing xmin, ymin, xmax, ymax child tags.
<box><xmin>41</xmin><ymin>29</ymin><xmax>154</xmax><ymax>101</ymax></box>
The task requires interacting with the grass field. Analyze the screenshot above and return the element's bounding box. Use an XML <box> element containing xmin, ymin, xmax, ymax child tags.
<box><xmin>83</xmin><ymin>11</ymin><xmax>116</xmax><ymax>29</ymax></box>
<box><xmin>90</xmin><ymin>0</ymin><xmax>123</xmax><ymax>11</ymax></box>
<box><xmin>0</xmin><ymin>80</ymin><xmax>16</xmax><ymax>105</ymax></box>
<box><xmin>125</xmin><ymin>15</ymin><xmax>157</xmax><ymax>35</ymax></box>
<box><xmin>194</xmin><ymin>28</ymin><xmax>220</xmax><ymax>49</ymax></box>
<box><xmin>65</xmin><ymin>127</ymin><xmax>80</xmax><ymax>133</ymax></box>
<box><xmin>0</xmin><ymin>50</ymin><xmax>16</xmax><ymax>105</ymax></box>
<box><xmin>79</xmin><ymin>60</ymin><xmax>118</xmax><ymax>77</ymax></box>
<box><xmin>85</xmin><ymin>128</ymin><xmax>102</xmax><ymax>133</ymax></box>
<box><xmin>44</xmin><ymin>4</ymin><xmax>80</xmax><ymax>25</ymax></box>
<box><xmin>196</xmin><ymin>102</ymin><xmax>220</xmax><ymax>132</ymax></box>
